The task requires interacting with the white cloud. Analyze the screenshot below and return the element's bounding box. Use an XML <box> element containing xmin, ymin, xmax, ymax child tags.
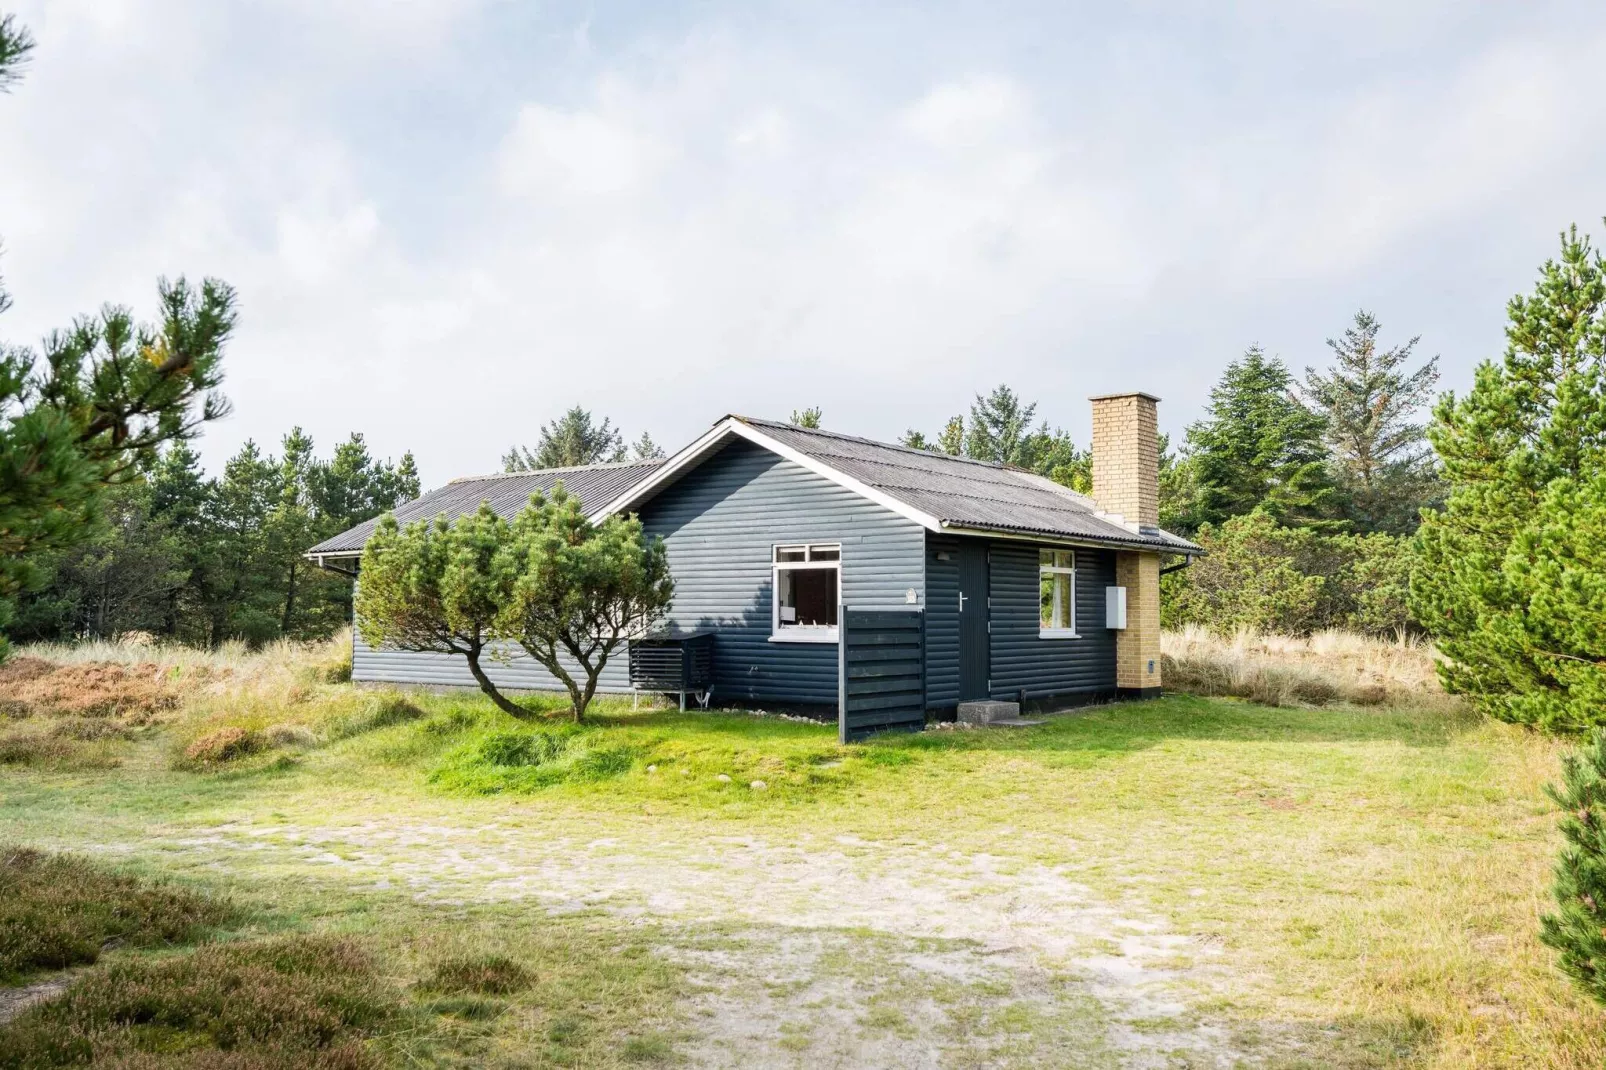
<box><xmin>902</xmin><ymin>75</ymin><xmax>1029</xmax><ymax>149</ymax></box>
<box><xmin>497</xmin><ymin>102</ymin><xmax>662</xmax><ymax>198</ymax></box>
<box><xmin>2</xmin><ymin>2</ymin><xmax>1604</xmax><ymax>489</ymax></box>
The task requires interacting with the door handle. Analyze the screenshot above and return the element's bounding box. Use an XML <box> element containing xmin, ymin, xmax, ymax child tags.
<box><xmin>958</xmin><ymin>592</ymin><xmax>968</xmax><ymax>613</ymax></box>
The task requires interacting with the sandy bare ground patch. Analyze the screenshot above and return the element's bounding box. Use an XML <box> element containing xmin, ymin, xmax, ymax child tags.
<box><xmin>0</xmin><ymin>973</ymin><xmax>77</xmax><ymax>1027</ymax></box>
<box><xmin>120</xmin><ymin>812</ymin><xmax>1259</xmax><ymax>1067</ymax></box>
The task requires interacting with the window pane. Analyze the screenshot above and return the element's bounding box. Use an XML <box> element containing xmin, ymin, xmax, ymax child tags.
<box><xmin>1056</xmin><ymin>550</ymin><xmax>1075</xmax><ymax>569</ymax></box>
<box><xmin>780</xmin><ymin>567</ymin><xmax>838</xmax><ymax>627</ymax></box>
<box><xmin>1040</xmin><ymin>573</ymin><xmax>1071</xmax><ymax>630</ymax></box>
<box><xmin>776</xmin><ymin>546</ymin><xmax>806</xmax><ymax>562</ymax></box>
<box><xmin>809</xmin><ymin>545</ymin><xmax>840</xmax><ymax>561</ymax></box>
<box><xmin>1039</xmin><ymin>549</ymin><xmax>1055</xmax><ymax>568</ymax></box>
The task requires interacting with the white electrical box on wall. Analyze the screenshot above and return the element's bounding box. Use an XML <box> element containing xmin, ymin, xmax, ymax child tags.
<box><xmin>1106</xmin><ymin>586</ymin><xmax>1128</xmax><ymax>630</ymax></box>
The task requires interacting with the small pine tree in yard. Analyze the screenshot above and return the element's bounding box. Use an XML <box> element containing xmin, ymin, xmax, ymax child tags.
<box><xmin>1541</xmin><ymin>732</ymin><xmax>1606</xmax><ymax>1007</ymax></box>
<box><xmin>355</xmin><ymin>503</ymin><xmax>531</xmax><ymax>717</ymax></box>
<box><xmin>497</xmin><ymin>485</ymin><xmax>673</xmax><ymax>723</ymax></box>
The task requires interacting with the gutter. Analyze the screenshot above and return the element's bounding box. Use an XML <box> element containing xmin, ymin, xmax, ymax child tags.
<box><xmin>305</xmin><ymin>551</ymin><xmax>360</xmax><ymax>578</ymax></box>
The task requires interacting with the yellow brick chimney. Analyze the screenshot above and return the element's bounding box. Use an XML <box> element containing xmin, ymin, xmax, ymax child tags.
<box><xmin>1090</xmin><ymin>392</ymin><xmax>1163</xmax><ymax>697</ymax></box>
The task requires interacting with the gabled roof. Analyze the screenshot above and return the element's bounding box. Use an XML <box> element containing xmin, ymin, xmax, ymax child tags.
<box><xmin>594</xmin><ymin>416</ymin><xmax>1202</xmax><ymax>555</ymax></box>
<box><xmin>304</xmin><ymin>459</ymin><xmax>664</xmax><ymax>557</ymax></box>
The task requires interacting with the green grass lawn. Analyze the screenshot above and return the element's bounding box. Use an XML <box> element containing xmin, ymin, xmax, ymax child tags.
<box><xmin>1</xmin><ymin>686</ymin><xmax>1600</xmax><ymax>1068</ymax></box>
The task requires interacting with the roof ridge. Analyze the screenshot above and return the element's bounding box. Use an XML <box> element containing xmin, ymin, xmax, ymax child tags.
<box><xmin>734</xmin><ymin>415</ymin><xmax>1023</xmax><ymax>472</ymax></box>
<box><xmin>446</xmin><ymin>458</ymin><xmax>663</xmax><ymax>484</ymax></box>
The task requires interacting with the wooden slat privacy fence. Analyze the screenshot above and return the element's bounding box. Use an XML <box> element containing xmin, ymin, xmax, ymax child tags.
<box><xmin>837</xmin><ymin>608</ymin><xmax>926</xmax><ymax>743</ymax></box>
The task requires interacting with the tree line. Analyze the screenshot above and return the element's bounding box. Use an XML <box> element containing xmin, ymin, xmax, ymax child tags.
<box><xmin>11</xmin><ymin>433</ymin><xmax>419</xmax><ymax>647</ymax></box>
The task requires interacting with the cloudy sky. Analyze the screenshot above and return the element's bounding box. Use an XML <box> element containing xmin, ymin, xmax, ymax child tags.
<box><xmin>3</xmin><ymin>1</ymin><xmax>1604</xmax><ymax>486</ymax></box>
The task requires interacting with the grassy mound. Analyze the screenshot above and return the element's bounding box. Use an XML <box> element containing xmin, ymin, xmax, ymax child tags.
<box><xmin>0</xmin><ymin>936</ymin><xmax>395</xmax><ymax>1069</ymax></box>
<box><xmin>0</xmin><ymin>848</ymin><xmax>232</xmax><ymax>983</ymax></box>
<box><xmin>427</xmin><ymin>726</ymin><xmax>642</xmax><ymax>794</ymax></box>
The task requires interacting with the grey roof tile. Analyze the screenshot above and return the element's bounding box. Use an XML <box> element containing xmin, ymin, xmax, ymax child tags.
<box><xmin>305</xmin><ymin>460</ymin><xmax>664</xmax><ymax>556</ymax></box>
<box><xmin>739</xmin><ymin>417</ymin><xmax>1201</xmax><ymax>553</ymax></box>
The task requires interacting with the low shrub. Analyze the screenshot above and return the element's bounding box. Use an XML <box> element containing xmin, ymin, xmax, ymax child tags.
<box><xmin>0</xmin><ymin>658</ymin><xmax>182</xmax><ymax>724</ymax></box>
<box><xmin>49</xmin><ymin>719</ymin><xmax>134</xmax><ymax>742</ymax></box>
<box><xmin>421</xmin><ymin>954</ymin><xmax>533</xmax><ymax>996</ymax></box>
<box><xmin>0</xmin><ymin>729</ymin><xmax>121</xmax><ymax>771</ymax></box>
<box><xmin>0</xmin><ymin>847</ymin><xmax>231</xmax><ymax>982</ymax></box>
<box><xmin>183</xmin><ymin>727</ymin><xmax>264</xmax><ymax>766</ymax></box>
<box><xmin>0</xmin><ymin>936</ymin><xmax>395</xmax><ymax>1068</ymax></box>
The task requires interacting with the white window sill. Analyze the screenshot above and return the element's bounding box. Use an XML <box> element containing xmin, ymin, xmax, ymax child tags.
<box><xmin>769</xmin><ymin>631</ymin><xmax>839</xmax><ymax>644</ymax></box>
<box><xmin>1039</xmin><ymin>629</ymin><xmax>1082</xmax><ymax>640</ymax></box>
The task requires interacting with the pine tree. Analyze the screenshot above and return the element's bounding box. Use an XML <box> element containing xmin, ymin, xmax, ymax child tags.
<box><xmin>503</xmin><ymin>407</ymin><xmax>625</xmax><ymax>471</ymax></box>
<box><xmin>1187</xmin><ymin>347</ymin><xmax>1336</xmax><ymax>528</ymax></box>
<box><xmin>965</xmin><ymin>386</ymin><xmax>1037</xmax><ymax>464</ymax></box>
<box><xmin>630</xmin><ymin>432</ymin><xmax>665</xmax><ymax>461</ymax></box>
<box><xmin>937</xmin><ymin>416</ymin><xmax>964</xmax><ymax>455</ymax></box>
<box><xmin>0</xmin><ymin>21</ymin><xmax>234</xmax><ymax>656</ymax></box>
<box><xmin>790</xmin><ymin>407</ymin><xmax>822</xmax><ymax>429</ymax></box>
<box><xmin>0</xmin><ymin>12</ymin><xmax>30</xmax><ymax>92</ymax></box>
<box><xmin>1540</xmin><ymin>731</ymin><xmax>1606</xmax><ymax>1007</ymax></box>
<box><xmin>1412</xmin><ymin>223</ymin><xmax>1606</xmax><ymax>728</ymax></box>
<box><xmin>1304</xmin><ymin>311</ymin><xmax>1442</xmax><ymax>533</ymax></box>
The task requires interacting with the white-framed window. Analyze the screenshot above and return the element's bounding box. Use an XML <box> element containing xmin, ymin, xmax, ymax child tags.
<box><xmin>1039</xmin><ymin>549</ymin><xmax>1079</xmax><ymax>638</ymax></box>
<box><xmin>772</xmin><ymin>543</ymin><xmax>841</xmax><ymax>642</ymax></box>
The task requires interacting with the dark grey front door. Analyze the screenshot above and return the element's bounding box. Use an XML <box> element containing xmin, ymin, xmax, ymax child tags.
<box><xmin>956</xmin><ymin>541</ymin><xmax>989</xmax><ymax>700</ymax></box>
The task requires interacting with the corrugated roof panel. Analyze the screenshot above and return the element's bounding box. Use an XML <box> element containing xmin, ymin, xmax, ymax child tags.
<box><xmin>306</xmin><ymin>460</ymin><xmax>664</xmax><ymax>556</ymax></box>
<box><xmin>741</xmin><ymin>417</ymin><xmax>1201</xmax><ymax>553</ymax></box>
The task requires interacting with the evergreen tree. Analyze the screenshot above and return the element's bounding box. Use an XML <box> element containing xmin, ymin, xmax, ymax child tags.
<box><xmin>498</xmin><ymin>486</ymin><xmax>674</xmax><ymax>723</ymax></box>
<box><xmin>356</xmin><ymin>504</ymin><xmax>530</xmax><ymax>717</ymax></box>
<box><xmin>1187</xmin><ymin>347</ymin><xmax>1336</xmax><ymax>528</ymax></box>
<box><xmin>1157</xmin><ymin>434</ymin><xmax>1202</xmax><ymax>534</ymax></box>
<box><xmin>0</xmin><ymin>12</ymin><xmax>30</xmax><ymax>92</ymax></box>
<box><xmin>1304</xmin><ymin>311</ymin><xmax>1443</xmax><ymax>533</ymax></box>
<box><xmin>790</xmin><ymin>407</ymin><xmax>822</xmax><ymax>429</ymax></box>
<box><xmin>965</xmin><ymin>386</ymin><xmax>1037</xmax><ymax>464</ymax></box>
<box><xmin>0</xmin><ymin>279</ymin><xmax>235</xmax><ymax>656</ymax></box>
<box><xmin>1412</xmin><ymin>224</ymin><xmax>1606</xmax><ymax>728</ymax></box>
<box><xmin>148</xmin><ymin>443</ymin><xmax>213</xmax><ymax>640</ymax></box>
<box><xmin>937</xmin><ymin>415</ymin><xmax>965</xmax><ymax>455</ymax></box>
<box><xmin>1540</xmin><ymin>731</ymin><xmax>1606</xmax><ymax>1007</ymax></box>
<box><xmin>503</xmin><ymin>406</ymin><xmax>625</xmax><ymax>471</ymax></box>
<box><xmin>0</xmin><ymin>20</ymin><xmax>234</xmax><ymax>656</ymax></box>
<box><xmin>630</xmin><ymin>432</ymin><xmax>665</xmax><ymax>461</ymax></box>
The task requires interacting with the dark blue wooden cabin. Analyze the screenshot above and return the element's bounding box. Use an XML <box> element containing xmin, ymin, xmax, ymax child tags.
<box><xmin>308</xmin><ymin>406</ymin><xmax>1200</xmax><ymax>720</ymax></box>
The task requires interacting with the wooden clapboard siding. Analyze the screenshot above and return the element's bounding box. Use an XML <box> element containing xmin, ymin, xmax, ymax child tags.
<box><xmin>637</xmin><ymin>438</ymin><xmax>926</xmax><ymax>706</ymax></box>
<box><xmin>350</xmin><ymin>630</ymin><xmax>633</xmax><ymax>693</ymax></box>
<box><xmin>985</xmin><ymin>540</ymin><xmax>1118</xmax><ymax>701</ymax></box>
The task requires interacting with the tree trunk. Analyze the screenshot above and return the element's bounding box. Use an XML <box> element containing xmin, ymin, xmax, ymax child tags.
<box><xmin>463</xmin><ymin>642</ymin><xmax>533</xmax><ymax>718</ymax></box>
<box><xmin>281</xmin><ymin>557</ymin><xmax>297</xmax><ymax>636</ymax></box>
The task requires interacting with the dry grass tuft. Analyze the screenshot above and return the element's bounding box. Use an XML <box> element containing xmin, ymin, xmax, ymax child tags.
<box><xmin>1162</xmin><ymin>625</ymin><xmax>1462</xmax><ymax>712</ymax></box>
<box><xmin>421</xmin><ymin>954</ymin><xmax>534</xmax><ymax>996</ymax></box>
<box><xmin>182</xmin><ymin>727</ymin><xmax>265</xmax><ymax>766</ymax></box>
<box><xmin>0</xmin><ymin>658</ymin><xmax>183</xmax><ymax>723</ymax></box>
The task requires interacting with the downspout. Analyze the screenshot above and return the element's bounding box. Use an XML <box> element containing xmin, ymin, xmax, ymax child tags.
<box><xmin>1160</xmin><ymin>554</ymin><xmax>1193</xmax><ymax>577</ymax></box>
